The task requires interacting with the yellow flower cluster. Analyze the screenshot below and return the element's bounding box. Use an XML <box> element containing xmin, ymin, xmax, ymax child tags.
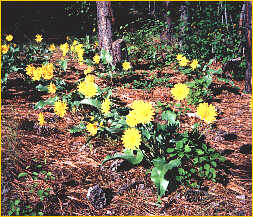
<box><xmin>101</xmin><ymin>98</ymin><xmax>111</xmax><ymax>114</ymax></box>
<box><xmin>1</xmin><ymin>44</ymin><xmax>9</xmax><ymax>54</ymax></box>
<box><xmin>93</xmin><ymin>54</ymin><xmax>100</xmax><ymax>64</ymax></box>
<box><xmin>122</xmin><ymin>61</ymin><xmax>131</xmax><ymax>70</ymax></box>
<box><xmin>6</xmin><ymin>34</ymin><xmax>13</xmax><ymax>42</ymax></box>
<box><xmin>60</xmin><ymin>43</ymin><xmax>69</xmax><ymax>57</ymax></box>
<box><xmin>54</xmin><ymin>100</ymin><xmax>68</xmax><ymax>118</ymax></box>
<box><xmin>38</xmin><ymin>112</ymin><xmax>46</xmax><ymax>126</ymax></box>
<box><xmin>121</xmin><ymin>128</ymin><xmax>141</xmax><ymax>150</ymax></box>
<box><xmin>196</xmin><ymin>103</ymin><xmax>217</xmax><ymax>124</ymax></box>
<box><xmin>171</xmin><ymin>83</ymin><xmax>189</xmax><ymax>101</ymax></box>
<box><xmin>126</xmin><ymin>100</ymin><xmax>154</xmax><ymax>127</ymax></box>
<box><xmin>35</xmin><ymin>34</ymin><xmax>43</xmax><ymax>43</ymax></box>
<box><xmin>26</xmin><ymin>63</ymin><xmax>54</xmax><ymax>81</ymax></box>
<box><xmin>176</xmin><ymin>54</ymin><xmax>198</xmax><ymax>70</ymax></box>
<box><xmin>70</xmin><ymin>40</ymin><xmax>85</xmax><ymax>63</ymax></box>
<box><xmin>78</xmin><ymin>80</ymin><xmax>97</xmax><ymax>98</ymax></box>
<box><xmin>86</xmin><ymin>122</ymin><xmax>98</xmax><ymax>136</ymax></box>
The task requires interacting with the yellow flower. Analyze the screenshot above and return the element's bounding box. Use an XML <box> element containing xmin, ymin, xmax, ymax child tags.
<box><xmin>90</xmin><ymin>116</ymin><xmax>95</xmax><ymax>121</ymax></box>
<box><xmin>32</xmin><ymin>67</ymin><xmax>43</xmax><ymax>81</ymax></box>
<box><xmin>190</xmin><ymin>59</ymin><xmax>198</xmax><ymax>70</ymax></box>
<box><xmin>78</xmin><ymin>81</ymin><xmax>97</xmax><ymax>98</ymax></box>
<box><xmin>86</xmin><ymin>122</ymin><xmax>98</xmax><ymax>136</ymax></box>
<box><xmin>38</xmin><ymin>112</ymin><xmax>45</xmax><ymax>126</ymax></box>
<box><xmin>66</xmin><ymin>36</ymin><xmax>70</xmax><ymax>41</ymax></box>
<box><xmin>93</xmin><ymin>54</ymin><xmax>100</xmax><ymax>64</ymax></box>
<box><xmin>121</xmin><ymin>128</ymin><xmax>141</xmax><ymax>150</ymax></box>
<box><xmin>84</xmin><ymin>66</ymin><xmax>94</xmax><ymax>75</ymax></box>
<box><xmin>176</xmin><ymin>54</ymin><xmax>184</xmax><ymax>61</ymax></box>
<box><xmin>101</xmin><ymin>98</ymin><xmax>111</xmax><ymax>114</ymax></box>
<box><xmin>129</xmin><ymin>100</ymin><xmax>155</xmax><ymax>125</ymax></box>
<box><xmin>196</xmin><ymin>103</ymin><xmax>217</xmax><ymax>124</ymax></box>
<box><xmin>35</xmin><ymin>34</ymin><xmax>43</xmax><ymax>43</ymax></box>
<box><xmin>25</xmin><ymin>64</ymin><xmax>35</xmax><ymax>77</ymax></box>
<box><xmin>73</xmin><ymin>40</ymin><xmax>79</xmax><ymax>46</ymax></box>
<box><xmin>6</xmin><ymin>34</ymin><xmax>13</xmax><ymax>42</ymax></box>
<box><xmin>74</xmin><ymin>44</ymin><xmax>84</xmax><ymax>53</ymax></box>
<box><xmin>179</xmin><ymin>56</ymin><xmax>189</xmax><ymax>66</ymax></box>
<box><xmin>1</xmin><ymin>44</ymin><xmax>9</xmax><ymax>54</ymax></box>
<box><xmin>60</xmin><ymin>43</ymin><xmax>69</xmax><ymax>56</ymax></box>
<box><xmin>122</xmin><ymin>61</ymin><xmax>131</xmax><ymax>70</ymax></box>
<box><xmin>171</xmin><ymin>83</ymin><xmax>189</xmax><ymax>101</ymax></box>
<box><xmin>126</xmin><ymin>111</ymin><xmax>139</xmax><ymax>127</ymax></box>
<box><xmin>85</xmin><ymin>74</ymin><xmax>95</xmax><ymax>83</ymax></box>
<box><xmin>42</xmin><ymin>63</ymin><xmax>54</xmax><ymax>80</ymax></box>
<box><xmin>93</xmin><ymin>28</ymin><xmax>96</xmax><ymax>32</ymax></box>
<box><xmin>49</xmin><ymin>44</ymin><xmax>55</xmax><ymax>52</ymax></box>
<box><xmin>48</xmin><ymin>82</ymin><xmax>56</xmax><ymax>94</ymax></box>
<box><xmin>54</xmin><ymin>100</ymin><xmax>68</xmax><ymax>118</ymax></box>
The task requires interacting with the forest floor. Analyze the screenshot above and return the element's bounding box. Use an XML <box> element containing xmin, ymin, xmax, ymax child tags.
<box><xmin>1</xmin><ymin>55</ymin><xmax>252</xmax><ymax>216</ymax></box>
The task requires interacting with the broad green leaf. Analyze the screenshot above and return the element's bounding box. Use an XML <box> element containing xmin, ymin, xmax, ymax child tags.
<box><xmin>102</xmin><ymin>149</ymin><xmax>144</xmax><ymax>166</ymax></box>
<box><xmin>80</xmin><ymin>98</ymin><xmax>101</xmax><ymax>109</ymax></box>
<box><xmin>35</xmin><ymin>84</ymin><xmax>48</xmax><ymax>92</ymax></box>
<box><xmin>69</xmin><ymin>122</ymin><xmax>86</xmax><ymax>134</ymax></box>
<box><xmin>161</xmin><ymin>110</ymin><xmax>177</xmax><ymax>124</ymax></box>
<box><xmin>34</xmin><ymin>96</ymin><xmax>58</xmax><ymax>109</ymax></box>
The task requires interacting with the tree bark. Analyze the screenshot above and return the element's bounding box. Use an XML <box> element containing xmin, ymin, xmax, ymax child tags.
<box><xmin>96</xmin><ymin>1</ymin><xmax>113</xmax><ymax>56</ymax></box>
<box><xmin>244</xmin><ymin>1</ymin><xmax>252</xmax><ymax>93</ymax></box>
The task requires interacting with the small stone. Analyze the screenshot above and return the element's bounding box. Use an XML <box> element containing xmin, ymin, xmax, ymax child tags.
<box><xmin>236</xmin><ymin>194</ymin><xmax>245</xmax><ymax>200</ymax></box>
<box><xmin>87</xmin><ymin>185</ymin><xmax>107</xmax><ymax>209</ymax></box>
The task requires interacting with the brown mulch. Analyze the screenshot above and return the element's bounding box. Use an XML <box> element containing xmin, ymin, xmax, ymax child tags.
<box><xmin>1</xmin><ymin>63</ymin><xmax>252</xmax><ymax>216</ymax></box>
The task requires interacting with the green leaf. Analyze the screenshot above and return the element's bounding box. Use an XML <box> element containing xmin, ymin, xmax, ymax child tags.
<box><xmin>161</xmin><ymin>110</ymin><xmax>177</xmax><ymax>124</ymax></box>
<box><xmin>69</xmin><ymin>122</ymin><xmax>86</xmax><ymax>134</ymax></box>
<box><xmin>196</xmin><ymin>149</ymin><xmax>204</xmax><ymax>155</ymax></box>
<box><xmin>37</xmin><ymin>190</ymin><xmax>44</xmax><ymax>197</ymax></box>
<box><xmin>34</xmin><ymin>96</ymin><xmax>58</xmax><ymax>109</ymax></box>
<box><xmin>142</xmin><ymin>128</ymin><xmax>151</xmax><ymax>140</ymax></box>
<box><xmin>35</xmin><ymin>84</ymin><xmax>48</xmax><ymax>92</ymax></box>
<box><xmin>80</xmin><ymin>98</ymin><xmax>100</xmax><ymax>110</ymax></box>
<box><xmin>14</xmin><ymin>199</ymin><xmax>20</xmax><ymax>206</ymax></box>
<box><xmin>18</xmin><ymin>172</ymin><xmax>28</xmax><ymax>178</ymax></box>
<box><xmin>102</xmin><ymin>149</ymin><xmax>144</xmax><ymax>166</ymax></box>
<box><xmin>184</xmin><ymin>144</ymin><xmax>191</xmax><ymax>153</ymax></box>
<box><xmin>151</xmin><ymin>158</ymin><xmax>181</xmax><ymax>198</ymax></box>
<box><xmin>32</xmin><ymin>172</ymin><xmax>39</xmax><ymax>176</ymax></box>
<box><xmin>61</xmin><ymin>60</ymin><xmax>68</xmax><ymax>71</ymax></box>
<box><xmin>166</xmin><ymin>148</ymin><xmax>175</xmax><ymax>153</ymax></box>
<box><xmin>204</xmin><ymin>163</ymin><xmax>210</xmax><ymax>171</ymax></box>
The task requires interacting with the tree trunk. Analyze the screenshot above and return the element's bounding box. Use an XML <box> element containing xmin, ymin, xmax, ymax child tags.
<box><xmin>160</xmin><ymin>1</ymin><xmax>174</xmax><ymax>43</ymax></box>
<box><xmin>179</xmin><ymin>1</ymin><xmax>188</xmax><ymax>49</ymax></box>
<box><xmin>244</xmin><ymin>1</ymin><xmax>252</xmax><ymax>93</ymax></box>
<box><xmin>96</xmin><ymin>1</ymin><xmax>113</xmax><ymax>56</ymax></box>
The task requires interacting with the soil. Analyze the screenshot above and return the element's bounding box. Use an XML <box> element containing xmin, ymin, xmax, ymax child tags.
<box><xmin>1</xmin><ymin>59</ymin><xmax>252</xmax><ymax>216</ymax></box>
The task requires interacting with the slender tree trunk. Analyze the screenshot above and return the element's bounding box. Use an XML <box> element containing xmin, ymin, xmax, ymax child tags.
<box><xmin>96</xmin><ymin>1</ymin><xmax>113</xmax><ymax>56</ymax></box>
<box><xmin>244</xmin><ymin>1</ymin><xmax>252</xmax><ymax>93</ymax></box>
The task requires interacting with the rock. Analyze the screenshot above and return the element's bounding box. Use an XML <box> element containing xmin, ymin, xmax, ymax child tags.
<box><xmin>87</xmin><ymin>185</ymin><xmax>107</xmax><ymax>209</ymax></box>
